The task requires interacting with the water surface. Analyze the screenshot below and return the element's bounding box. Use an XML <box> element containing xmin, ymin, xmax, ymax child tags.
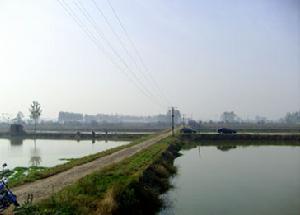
<box><xmin>0</xmin><ymin>138</ymin><xmax>129</xmax><ymax>168</ymax></box>
<box><xmin>160</xmin><ymin>145</ymin><xmax>300</xmax><ymax>215</ymax></box>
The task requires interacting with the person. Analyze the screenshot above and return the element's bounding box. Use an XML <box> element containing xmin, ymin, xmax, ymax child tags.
<box><xmin>75</xmin><ymin>131</ymin><xmax>81</xmax><ymax>141</ymax></box>
<box><xmin>92</xmin><ymin>130</ymin><xmax>96</xmax><ymax>139</ymax></box>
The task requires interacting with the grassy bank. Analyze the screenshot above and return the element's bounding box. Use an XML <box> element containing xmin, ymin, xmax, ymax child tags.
<box><xmin>16</xmin><ymin>136</ymin><xmax>180</xmax><ymax>215</ymax></box>
<box><xmin>7</xmin><ymin>135</ymin><xmax>151</xmax><ymax>188</ymax></box>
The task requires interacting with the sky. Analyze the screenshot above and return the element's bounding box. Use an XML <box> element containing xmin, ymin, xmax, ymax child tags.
<box><xmin>0</xmin><ymin>0</ymin><xmax>299</xmax><ymax>121</ymax></box>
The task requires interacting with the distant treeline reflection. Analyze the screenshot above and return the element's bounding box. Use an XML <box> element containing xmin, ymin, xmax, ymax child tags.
<box><xmin>9</xmin><ymin>137</ymin><xmax>24</xmax><ymax>146</ymax></box>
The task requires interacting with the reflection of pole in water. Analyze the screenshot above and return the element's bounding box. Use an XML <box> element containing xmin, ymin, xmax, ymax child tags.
<box><xmin>30</xmin><ymin>139</ymin><xmax>41</xmax><ymax>166</ymax></box>
<box><xmin>198</xmin><ymin>145</ymin><xmax>201</xmax><ymax>159</ymax></box>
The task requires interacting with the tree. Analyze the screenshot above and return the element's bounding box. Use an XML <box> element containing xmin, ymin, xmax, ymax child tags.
<box><xmin>188</xmin><ymin>120</ymin><xmax>201</xmax><ymax>130</ymax></box>
<box><xmin>220</xmin><ymin>111</ymin><xmax>238</xmax><ymax>123</ymax></box>
<box><xmin>16</xmin><ymin>111</ymin><xmax>24</xmax><ymax>123</ymax></box>
<box><xmin>285</xmin><ymin>111</ymin><xmax>300</xmax><ymax>124</ymax></box>
<box><xmin>255</xmin><ymin>115</ymin><xmax>267</xmax><ymax>125</ymax></box>
<box><xmin>29</xmin><ymin>101</ymin><xmax>42</xmax><ymax>134</ymax></box>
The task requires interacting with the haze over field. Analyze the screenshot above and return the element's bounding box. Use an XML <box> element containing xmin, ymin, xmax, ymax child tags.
<box><xmin>0</xmin><ymin>0</ymin><xmax>299</xmax><ymax>120</ymax></box>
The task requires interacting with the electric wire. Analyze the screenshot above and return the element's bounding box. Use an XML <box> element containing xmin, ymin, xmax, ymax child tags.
<box><xmin>106</xmin><ymin>0</ymin><xmax>171</xmax><ymax>106</ymax></box>
<box><xmin>73</xmin><ymin>0</ymin><xmax>165</xmax><ymax>108</ymax></box>
<box><xmin>90</xmin><ymin>0</ymin><xmax>169</xmax><ymax>107</ymax></box>
<box><xmin>57</xmin><ymin>0</ymin><xmax>164</xmax><ymax>109</ymax></box>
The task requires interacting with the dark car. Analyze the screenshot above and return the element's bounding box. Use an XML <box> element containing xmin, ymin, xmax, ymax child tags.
<box><xmin>217</xmin><ymin>128</ymin><xmax>237</xmax><ymax>134</ymax></box>
<box><xmin>180</xmin><ymin>127</ymin><xmax>197</xmax><ymax>134</ymax></box>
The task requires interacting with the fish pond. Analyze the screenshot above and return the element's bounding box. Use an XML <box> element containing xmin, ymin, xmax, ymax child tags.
<box><xmin>0</xmin><ymin>138</ymin><xmax>129</xmax><ymax>168</ymax></box>
<box><xmin>159</xmin><ymin>144</ymin><xmax>300</xmax><ymax>215</ymax></box>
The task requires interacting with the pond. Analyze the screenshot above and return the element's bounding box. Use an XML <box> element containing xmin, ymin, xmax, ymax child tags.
<box><xmin>0</xmin><ymin>138</ymin><xmax>129</xmax><ymax>168</ymax></box>
<box><xmin>159</xmin><ymin>145</ymin><xmax>300</xmax><ymax>215</ymax></box>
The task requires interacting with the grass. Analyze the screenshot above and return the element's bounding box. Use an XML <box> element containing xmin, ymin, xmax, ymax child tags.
<box><xmin>1</xmin><ymin>166</ymin><xmax>46</xmax><ymax>184</ymax></box>
<box><xmin>16</xmin><ymin>136</ymin><xmax>178</xmax><ymax>215</ymax></box>
<box><xmin>8</xmin><ymin>134</ymin><xmax>153</xmax><ymax>188</ymax></box>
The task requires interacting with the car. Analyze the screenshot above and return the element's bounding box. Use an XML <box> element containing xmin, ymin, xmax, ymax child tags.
<box><xmin>180</xmin><ymin>127</ymin><xmax>197</xmax><ymax>134</ymax></box>
<box><xmin>217</xmin><ymin>128</ymin><xmax>237</xmax><ymax>134</ymax></box>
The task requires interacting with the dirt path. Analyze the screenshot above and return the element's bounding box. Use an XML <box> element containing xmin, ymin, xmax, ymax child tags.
<box><xmin>12</xmin><ymin>130</ymin><xmax>172</xmax><ymax>205</ymax></box>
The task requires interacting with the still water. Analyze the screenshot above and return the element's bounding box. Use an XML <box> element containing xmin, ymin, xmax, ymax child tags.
<box><xmin>159</xmin><ymin>146</ymin><xmax>300</xmax><ymax>215</ymax></box>
<box><xmin>0</xmin><ymin>138</ymin><xmax>129</xmax><ymax>168</ymax></box>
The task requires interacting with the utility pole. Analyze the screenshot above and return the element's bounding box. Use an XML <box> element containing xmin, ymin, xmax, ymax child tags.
<box><xmin>171</xmin><ymin>107</ymin><xmax>175</xmax><ymax>136</ymax></box>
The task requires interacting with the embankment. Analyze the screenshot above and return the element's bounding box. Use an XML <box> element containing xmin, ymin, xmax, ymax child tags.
<box><xmin>15</xmin><ymin>136</ymin><xmax>181</xmax><ymax>215</ymax></box>
<box><xmin>180</xmin><ymin>133</ymin><xmax>300</xmax><ymax>143</ymax></box>
<box><xmin>0</xmin><ymin>132</ymin><xmax>145</xmax><ymax>140</ymax></box>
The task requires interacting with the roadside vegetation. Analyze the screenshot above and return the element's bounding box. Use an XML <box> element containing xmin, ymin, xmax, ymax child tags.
<box><xmin>16</xmin><ymin>136</ymin><xmax>180</xmax><ymax>215</ymax></box>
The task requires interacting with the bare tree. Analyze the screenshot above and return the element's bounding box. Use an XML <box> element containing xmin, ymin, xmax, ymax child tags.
<box><xmin>29</xmin><ymin>101</ymin><xmax>42</xmax><ymax>134</ymax></box>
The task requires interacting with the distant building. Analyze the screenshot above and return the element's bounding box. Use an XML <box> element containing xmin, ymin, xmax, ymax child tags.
<box><xmin>84</xmin><ymin>114</ymin><xmax>99</xmax><ymax>123</ymax></box>
<box><xmin>58</xmin><ymin>110</ymin><xmax>182</xmax><ymax>124</ymax></box>
<box><xmin>10</xmin><ymin>123</ymin><xmax>25</xmax><ymax>136</ymax></box>
<box><xmin>58</xmin><ymin>111</ymin><xmax>83</xmax><ymax>123</ymax></box>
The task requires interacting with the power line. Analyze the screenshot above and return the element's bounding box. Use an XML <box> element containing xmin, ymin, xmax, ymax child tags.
<box><xmin>57</xmin><ymin>0</ymin><xmax>110</xmax><ymax>59</ymax></box>
<box><xmin>63</xmin><ymin>0</ymin><xmax>162</xmax><ymax>108</ymax></box>
<box><xmin>106</xmin><ymin>0</ymin><xmax>171</xmax><ymax>106</ymax></box>
<box><xmin>91</xmin><ymin>0</ymin><xmax>169</xmax><ymax>107</ymax></box>
<box><xmin>58</xmin><ymin>0</ymin><xmax>127</xmax><ymax>74</ymax></box>
<box><xmin>90</xmin><ymin>0</ymin><xmax>138</xmax><ymax>69</ymax></box>
<box><xmin>73</xmin><ymin>0</ymin><xmax>165</xmax><ymax>108</ymax></box>
<box><xmin>57</xmin><ymin>0</ymin><xmax>164</xmax><ymax>109</ymax></box>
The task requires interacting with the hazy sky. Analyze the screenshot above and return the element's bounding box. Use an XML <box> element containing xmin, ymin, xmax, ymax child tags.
<box><xmin>0</xmin><ymin>0</ymin><xmax>299</xmax><ymax>120</ymax></box>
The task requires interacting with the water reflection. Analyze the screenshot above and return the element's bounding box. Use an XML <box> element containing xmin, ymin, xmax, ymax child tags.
<box><xmin>198</xmin><ymin>145</ymin><xmax>201</xmax><ymax>158</ymax></box>
<box><xmin>9</xmin><ymin>137</ymin><xmax>24</xmax><ymax>146</ymax></box>
<box><xmin>216</xmin><ymin>145</ymin><xmax>237</xmax><ymax>152</ymax></box>
<box><xmin>8</xmin><ymin>137</ymin><xmax>23</xmax><ymax>158</ymax></box>
<box><xmin>0</xmin><ymin>138</ymin><xmax>129</xmax><ymax>168</ymax></box>
<box><xmin>160</xmin><ymin>146</ymin><xmax>300</xmax><ymax>215</ymax></box>
<box><xmin>30</xmin><ymin>139</ymin><xmax>41</xmax><ymax>166</ymax></box>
